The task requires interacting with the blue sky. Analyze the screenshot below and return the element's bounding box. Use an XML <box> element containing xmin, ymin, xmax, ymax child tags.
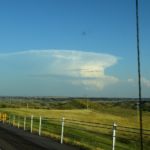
<box><xmin>0</xmin><ymin>0</ymin><xmax>149</xmax><ymax>97</ymax></box>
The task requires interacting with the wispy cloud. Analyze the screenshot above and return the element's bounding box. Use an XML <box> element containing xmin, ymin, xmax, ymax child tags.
<box><xmin>71</xmin><ymin>76</ymin><xmax>118</xmax><ymax>90</ymax></box>
<box><xmin>127</xmin><ymin>77</ymin><xmax>150</xmax><ymax>88</ymax></box>
<box><xmin>141</xmin><ymin>77</ymin><xmax>150</xmax><ymax>88</ymax></box>
<box><xmin>0</xmin><ymin>49</ymin><xmax>119</xmax><ymax>90</ymax></box>
<box><xmin>127</xmin><ymin>78</ymin><xmax>134</xmax><ymax>83</ymax></box>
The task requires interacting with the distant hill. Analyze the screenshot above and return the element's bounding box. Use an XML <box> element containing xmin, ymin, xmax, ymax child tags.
<box><xmin>0</xmin><ymin>97</ymin><xmax>149</xmax><ymax>112</ymax></box>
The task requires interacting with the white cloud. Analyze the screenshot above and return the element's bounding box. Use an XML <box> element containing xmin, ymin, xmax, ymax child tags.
<box><xmin>71</xmin><ymin>76</ymin><xmax>119</xmax><ymax>90</ymax></box>
<box><xmin>127</xmin><ymin>77</ymin><xmax>150</xmax><ymax>88</ymax></box>
<box><xmin>141</xmin><ymin>77</ymin><xmax>150</xmax><ymax>88</ymax></box>
<box><xmin>127</xmin><ymin>78</ymin><xmax>134</xmax><ymax>83</ymax></box>
<box><xmin>0</xmin><ymin>49</ymin><xmax>119</xmax><ymax>90</ymax></box>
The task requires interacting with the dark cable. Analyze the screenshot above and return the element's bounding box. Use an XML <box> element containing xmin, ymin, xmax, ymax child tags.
<box><xmin>136</xmin><ymin>0</ymin><xmax>143</xmax><ymax>149</ymax></box>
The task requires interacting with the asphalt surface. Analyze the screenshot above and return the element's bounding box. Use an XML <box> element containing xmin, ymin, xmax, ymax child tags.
<box><xmin>0</xmin><ymin>123</ymin><xmax>80</xmax><ymax>150</ymax></box>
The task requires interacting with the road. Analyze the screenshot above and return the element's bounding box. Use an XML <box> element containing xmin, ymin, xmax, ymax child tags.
<box><xmin>0</xmin><ymin>123</ymin><xmax>79</xmax><ymax>150</ymax></box>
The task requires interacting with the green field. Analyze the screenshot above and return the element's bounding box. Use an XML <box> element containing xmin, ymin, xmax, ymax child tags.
<box><xmin>0</xmin><ymin>99</ymin><xmax>150</xmax><ymax>150</ymax></box>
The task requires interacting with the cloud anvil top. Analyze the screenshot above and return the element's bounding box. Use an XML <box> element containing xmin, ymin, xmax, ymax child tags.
<box><xmin>0</xmin><ymin>50</ymin><xmax>118</xmax><ymax>90</ymax></box>
<box><xmin>0</xmin><ymin>49</ymin><xmax>149</xmax><ymax>97</ymax></box>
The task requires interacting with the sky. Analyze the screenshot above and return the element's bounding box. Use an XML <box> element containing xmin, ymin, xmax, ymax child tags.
<box><xmin>0</xmin><ymin>0</ymin><xmax>149</xmax><ymax>97</ymax></box>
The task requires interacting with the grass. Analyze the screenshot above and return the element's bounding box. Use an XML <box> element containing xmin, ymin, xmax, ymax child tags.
<box><xmin>0</xmin><ymin>101</ymin><xmax>150</xmax><ymax>150</ymax></box>
<box><xmin>1</xmin><ymin>106</ymin><xmax>149</xmax><ymax>129</ymax></box>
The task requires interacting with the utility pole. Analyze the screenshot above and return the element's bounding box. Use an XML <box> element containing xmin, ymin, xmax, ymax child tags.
<box><xmin>135</xmin><ymin>0</ymin><xmax>143</xmax><ymax>149</ymax></box>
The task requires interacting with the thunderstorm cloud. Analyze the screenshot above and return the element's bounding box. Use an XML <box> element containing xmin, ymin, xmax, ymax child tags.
<box><xmin>0</xmin><ymin>50</ymin><xmax>119</xmax><ymax>91</ymax></box>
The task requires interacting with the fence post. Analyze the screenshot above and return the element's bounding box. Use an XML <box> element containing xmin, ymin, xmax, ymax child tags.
<box><xmin>10</xmin><ymin>115</ymin><xmax>12</xmax><ymax>125</ymax></box>
<box><xmin>2</xmin><ymin>114</ymin><xmax>5</xmax><ymax>124</ymax></box>
<box><xmin>31</xmin><ymin>115</ymin><xmax>33</xmax><ymax>133</ymax></box>
<box><xmin>9</xmin><ymin>115</ymin><xmax>11</xmax><ymax>124</ymax></box>
<box><xmin>112</xmin><ymin>123</ymin><xmax>117</xmax><ymax>150</ymax></box>
<box><xmin>17</xmin><ymin>116</ymin><xmax>20</xmax><ymax>128</ymax></box>
<box><xmin>13</xmin><ymin>115</ymin><xmax>15</xmax><ymax>126</ymax></box>
<box><xmin>24</xmin><ymin>116</ymin><xmax>26</xmax><ymax>131</ymax></box>
<box><xmin>60</xmin><ymin>117</ymin><xmax>65</xmax><ymax>144</ymax></box>
<box><xmin>39</xmin><ymin>116</ymin><xmax>42</xmax><ymax>136</ymax></box>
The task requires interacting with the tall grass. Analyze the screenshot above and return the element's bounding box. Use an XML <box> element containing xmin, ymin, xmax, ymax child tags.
<box><xmin>1</xmin><ymin>104</ymin><xmax>150</xmax><ymax>150</ymax></box>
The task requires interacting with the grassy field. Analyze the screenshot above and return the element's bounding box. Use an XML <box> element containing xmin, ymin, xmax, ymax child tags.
<box><xmin>0</xmin><ymin>100</ymin><xmax>150</xmax><ymax>150</ymax></box>
<box><xmin>0</xmin><ymin>105</ymin><xmax>149</xmax><ymax>129</ymax></box>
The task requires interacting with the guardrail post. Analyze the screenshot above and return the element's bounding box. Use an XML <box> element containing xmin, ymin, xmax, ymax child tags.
<box><xmin>60</xmin><ymin>117</ymin><xmax>65</xmax><ymax>144</ymax></box>
<box><xmin>31</xmin><ymin>115</ymin><xmax>33</xmax><ymax>133</ymax></box>
<box><xmin>39</xmin><ymin>116</ymin><xmax>42</xmax><ymax>136</ymax></box>
<box><xmin>24</xmin><ymin>116</ymin><xmax>26</xmax><ymax>130</ymax></box>
<box><xmin>112</xmin><ymin>123</ymin><xmax>117</xmax><ymax>150</ymax></box>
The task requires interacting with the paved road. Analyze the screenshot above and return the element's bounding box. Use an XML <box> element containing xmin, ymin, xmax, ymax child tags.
<box><xmin>0</xmin><ymin>123</ymin><xmax>79</xmax><ymax>150</ymax></box>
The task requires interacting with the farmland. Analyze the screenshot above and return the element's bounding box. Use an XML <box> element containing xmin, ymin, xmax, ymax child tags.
<box><xmin>0</xmin><ymin>98</ymin><xmax>150</xmax><ymax>150</ymax></box>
